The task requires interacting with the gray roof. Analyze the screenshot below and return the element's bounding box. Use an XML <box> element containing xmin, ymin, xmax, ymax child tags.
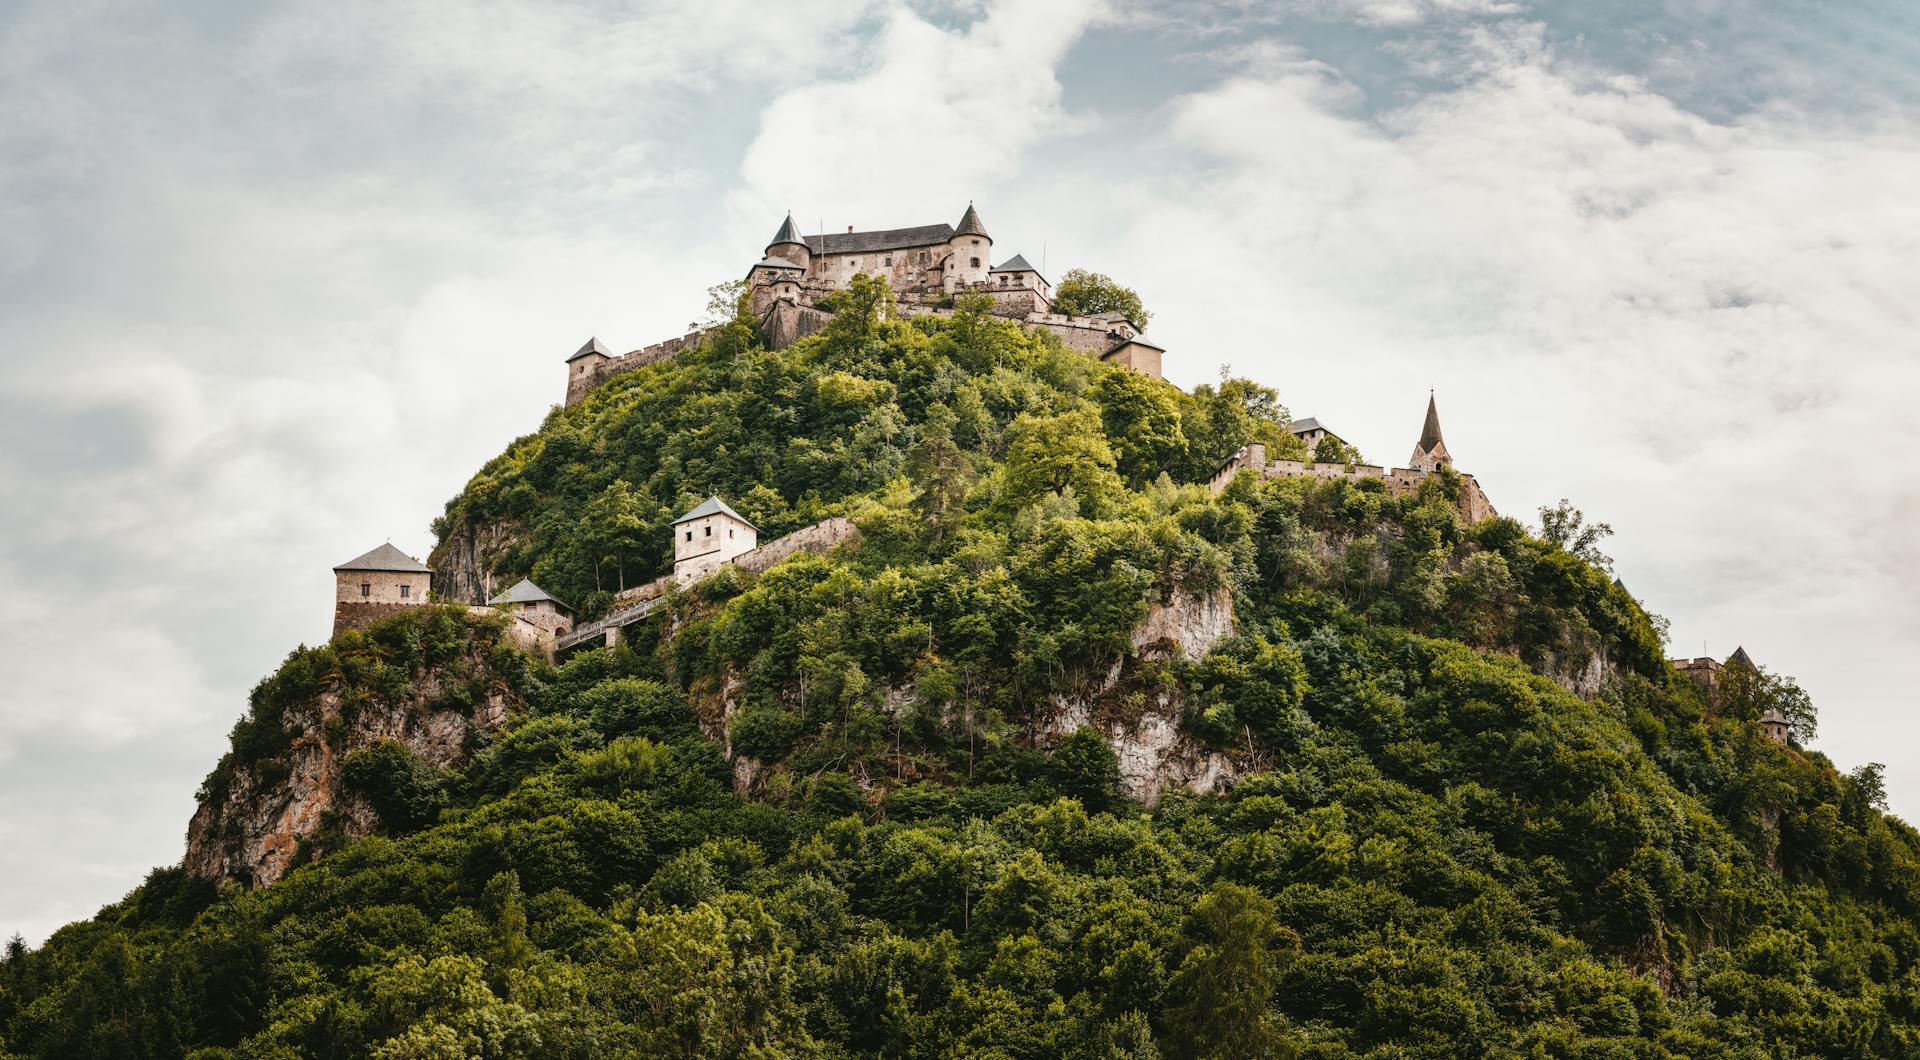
<box><xmin>768</xmin><ymin>212</ymin><xmax>805</xmax><ymax>247</ymax></box>
<box><xmin>334</xmin><ymin>542</ymin><xmax>431</xmax><ymax>574</ymax></box>
<box><xmin>805</xmin><ymin>223</ymin><xmax>955</xmax><ymax>255</ymax></box>
<box><xmin>488</xmin><ymin>578</ymin><xmax>568</xmax><ymax>609</ymax></box>
<box><xmin>1113</xmin><ymin>333</ymin><xmax>1165</xmax><ymax>351</ymax></box>
<box><xmin>672</xmin><ymin>495</ymin><xmax>758</xmax><ymax>530</ymax></box>
<box><xmin>1728</xmin><ymin>646</ymin><xmax>1756</xmax><ymax>669</ymax></box>
<box><xmin>955</xmin><ymin>203</ymin><xmax>990</xmax><ymax>240</ymax></box>
<box><xmin>753</xmin><ymin>255</ymin><xmax>803</xmax><ymax>271</ymax></box>
<box><xmin>990</xmin><ymin>253</ymin><xmax>1044</xmax><ymax>280</ymax></box>
<box><xmin>1289</xmin><ymin>417</ymin><xmax>1329</xmax><ymax>434</ymax></box>
<box><xmin>566</xmin><ymin>337</ymin><xmax>611</xmax><ymax>363</ymax></box>
<box><xmin>1759</xmin><ymin>707</ymin><xmax>1790</xmax><ymax>725</ymax></box>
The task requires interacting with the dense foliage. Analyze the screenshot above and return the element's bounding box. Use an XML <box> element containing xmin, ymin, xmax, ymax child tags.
<box><xmin>6</xmin><ymin>281</ymin><xmax>1917</xmax><ymax>1058</ymax></box>
<box><xmin>1048</xmin><ymin>269</ymin><xmax>1152</xmax><ymax>330</ymax></box>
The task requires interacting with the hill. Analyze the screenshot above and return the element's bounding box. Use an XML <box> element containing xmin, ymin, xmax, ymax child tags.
<box><xmin>4</xmin><ymin>283</ymin><xmax>1917</xmax><ymax>1058</ymax></box>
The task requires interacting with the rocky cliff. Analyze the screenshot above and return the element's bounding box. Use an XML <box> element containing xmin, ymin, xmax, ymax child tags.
<box><xmin>429</xmin><ymin>518</ymin><xmax>523</xmax><ymax>605</ymax></box>
<box><xmin>184</xmin><ymin>612</ymin><xmax>522</xmax><ymax>888</ymax></box>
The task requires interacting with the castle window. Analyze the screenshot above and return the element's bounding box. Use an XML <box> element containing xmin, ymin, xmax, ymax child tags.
<box><xmin>971</xmin><ymin>239</ymin><xmax>980</xmax><ymax>246</ymax></box>
<box><xmin>685</xmin><ymin>531</ymin><xmax>692</xmax><ymax>542</ymax></box>
<box><xmin>970</xmin><ymin>257</ymin><xmax>980</xmax><ymax>269</ymax></box>
<box><xmin>704</xmin><ymin>526</ymin><xmax>711</xmax><ymax>537</ymax></box>
<box><xmin>400</xmin><ymin>585</ymin><xmax>410</xmax><ymax>599</ymax></box>
<box><xmin>361</xmin><ymin>583</ymin><xmax>370</xmax><ymax>597</ymax></box>
<box><xmin>884</xmin><ymin>256</ymin><xmax>892</xmax><ymax>266</ymax></box>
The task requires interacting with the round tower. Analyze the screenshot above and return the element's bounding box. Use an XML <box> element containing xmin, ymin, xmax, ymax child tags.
<box><xmin>765</xmin><ymin>212</ymin><xmax>811</xmax><ymax>269</ymax></box>
<box><xmin>944</xmin><ymin>202</ymin><xmax>991</xmax><ymax>292</ymax></box>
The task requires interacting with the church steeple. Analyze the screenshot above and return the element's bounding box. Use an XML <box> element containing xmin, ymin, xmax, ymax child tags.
<box><xmin>1410</xmin><ymin>391</ymin><xmax>1452</xmax><ymax>471</ymax></box>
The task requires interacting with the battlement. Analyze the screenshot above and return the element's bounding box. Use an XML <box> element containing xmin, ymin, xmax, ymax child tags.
<box><xmin>1208</xmin><ymin>398</ymin><xmax>1497</xmax><ymax>524</ymax></box>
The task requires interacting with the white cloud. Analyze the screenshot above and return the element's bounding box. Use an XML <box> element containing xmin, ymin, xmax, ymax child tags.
<box><xmin>731</xmin><ymin>0</ymin><xmax>1108</xmax><ymax>237</ymax></box>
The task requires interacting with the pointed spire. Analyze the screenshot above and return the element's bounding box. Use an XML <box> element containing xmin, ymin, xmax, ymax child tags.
<box><xmin>768</xmin><ymin>211</ymin><xmax>805</xmax><ymax>248</ymax></box>
<box><xmin>1728</xmin><ymin>646</ymin><xmax>1755</xmax><ymax>669</ymax></box>
<box><xmin>1417</xmin><ymin>391</ymin><xmax>1446</xmax><ymax>455</ymax></box>
<box><xmin>955</xmin><ymin>201</ymin><xmax>990</xmax><ymax>240</ymax></box>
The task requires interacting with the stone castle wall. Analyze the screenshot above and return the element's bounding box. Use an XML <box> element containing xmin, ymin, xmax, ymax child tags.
<box><xmin>1209</xmin><ymin>442</ymin><xmax>1497</xmax><ymax>522</ymax></box>
<box><xmin>333</xmin><ymin>601</ymin><xmax>423</xmax><ymax>638</ymax></box>
<box><xmin>565</xmin><ymin>325</ymin><xmax>725</xmax><ymax>407</ymax></box>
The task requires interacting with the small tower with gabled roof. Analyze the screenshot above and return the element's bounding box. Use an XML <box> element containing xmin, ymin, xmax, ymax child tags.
<box><xmin>487</xmin><ymin>578</ymin><xmax>574</xmax><ymax>635</ymax></box>
<box><xmin>333</xmin><ymin>543</ymin><xmax>432</xmax><ymax>637</ymax></box>
<box><xmin>1409</xmin><ymin>392</ymin><xmax>1453</xmax><ymax>472</ymax></box>
<box><xmin>672</xmin><ymin>496</ymin><xmax>759</xmax><ymax>583</ymax></box>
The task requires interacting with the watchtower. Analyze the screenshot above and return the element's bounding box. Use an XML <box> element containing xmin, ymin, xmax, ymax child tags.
<box><xmin>333</xmin><ymin>543</ymin><xmax>432</xmax><ymax>637</ymax></box>
<box><xmin>672</xmin><ymin>496</ymin><xmax>759</xmax><ymax>583</ymax></box>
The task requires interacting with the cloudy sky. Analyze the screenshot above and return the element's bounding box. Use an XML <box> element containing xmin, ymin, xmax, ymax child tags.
<box><xmin>3</xmin><ymin>0</ymin><xmax>1917</xmax><ymax>944</ymax></box>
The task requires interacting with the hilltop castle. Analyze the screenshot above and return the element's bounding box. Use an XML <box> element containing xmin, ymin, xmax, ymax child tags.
<box><xmin>565</xmin><ymin>204</ymin><xmax>1166</xmax><ymax>406</ymax></box>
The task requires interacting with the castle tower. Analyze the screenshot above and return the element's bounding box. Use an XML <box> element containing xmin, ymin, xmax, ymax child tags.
<box><xmin>1409</xmin><ymin>392</ymin><xmax>1453</xmax><ymax>472</ymax></box>
<box><xmin>765</xmin><ymin>212</ymin><xmax>811</xmax><ymax>269</ymax></box>
<box><xmin>671</xmin><ymin>496</ymin><xmax>758</xmax><ymax>583</ymax></box>
<box><xmin>333</xmin><ymin>543</ymin><xmax>432</xmax><ymax>638</ymax></box>
<box><xmin>944</xmin><ymin>203</ymin><xmax>992</xmax><ymax>292</ymax></box>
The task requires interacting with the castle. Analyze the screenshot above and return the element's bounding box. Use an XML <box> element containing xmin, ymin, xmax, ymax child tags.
<box><xmin>1209</xmin><ymin>392</ymin><xmax>1498</xmax><ymax>523</ymax></box>
<box><xmin>565</xmin><ymin>204</ymin><xmax>1166</xmax><ymax>406</ymax></box>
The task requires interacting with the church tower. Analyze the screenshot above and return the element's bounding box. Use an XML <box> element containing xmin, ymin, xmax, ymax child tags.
<box><xmin>1409</xmin><ymin>392</ymin><xmax>1453</xmax><ymax>472</ymax></box>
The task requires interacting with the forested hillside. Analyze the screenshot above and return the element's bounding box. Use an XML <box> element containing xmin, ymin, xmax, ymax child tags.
<box><xmin>4</xmin><ymin>281</ymin><xmax>1916</xmax><ymax>1058</ymax></box>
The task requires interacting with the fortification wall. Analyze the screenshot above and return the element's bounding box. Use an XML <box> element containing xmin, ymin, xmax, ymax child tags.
<box><xmin>565</xmin><ymin>325</ymin><xmax>724</xmax><ymax>406</ymax></box>
<box><xmin>734</xmin><ymin>516</ymin><xmax>861</xmax><ymax>574</ymax></box>
<box><xmin>333</xmin><ymin>601</ymin><xmax>423</xmax><ymax>638</ymax></box>
<box><xmin>1207</xmin><ymin>443</ymin><xmax>1497</xmax><ymax>521</ymax></box>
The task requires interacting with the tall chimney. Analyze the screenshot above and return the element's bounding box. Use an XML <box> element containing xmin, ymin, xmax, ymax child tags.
<box><xmin>847</xmin><ymin>225</ymin><xmax>854</xmax><ymax>233</ymax></box>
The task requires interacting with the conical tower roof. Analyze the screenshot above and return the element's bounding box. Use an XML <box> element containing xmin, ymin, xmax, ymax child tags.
<box><xmin>767</xmin><ymin>212</ymin><xmax>806</xmax><ymax>249</ymax></box>
<box><xmin>1417</xmin><ymin>392</ymin><xmax>1446</xmax><ymax>454</ymax></box>
<box><xmin>954</xmin><ymin>202</ymin><xmax>990</xmax><ymax>241</ymax></box>
<box><xmin>1728</xmin><ymin>646</ymin><xmax>1756</xmax><ymax>669</ymax></box>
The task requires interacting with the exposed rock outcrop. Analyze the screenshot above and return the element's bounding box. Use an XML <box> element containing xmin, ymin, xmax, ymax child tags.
<box><xmin>184</xmin><ymin>629</ymin><xmax>518</xmax><ymax>889</ymax></box>
<box><xmin>1132</xmin><ymin>585</ymin><xmax>1235</xmax><ymax>663</ymax></box>
<box><xmin>430</xmin><ymin>519</ymin><xmax>524</xmax><ymax>605</ymax></box>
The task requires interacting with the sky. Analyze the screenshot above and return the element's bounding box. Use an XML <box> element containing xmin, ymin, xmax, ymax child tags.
<box><xmin>2</xmin><ymin>0</ymin><xmax>1917</xmax><ymax>946</ymax></box>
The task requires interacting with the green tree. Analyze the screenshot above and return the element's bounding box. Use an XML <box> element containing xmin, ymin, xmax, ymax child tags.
<box><xmin>1001</xmin><ymin>409</ymin><xmax>1122</xmax><ymax>513</ymax></box>
<box><xmin>1164</xmin><ymin>882</ymin><xmax>1297</xmax><ymax>1059</ymax></box>
<box><xmin>1537</xmin><ymin>498</ymin><xmax>1614</xmax><ymax>573</ymax></box>
<box><xmin>1094</xmin><ymin>369</ymin><xmax>1188</xmax><ymax>483</ymax></box>
<box><xmin>1051</xmin><ymin>269</ymin><xmax>1152</xmax><ymax>329</ymax></box>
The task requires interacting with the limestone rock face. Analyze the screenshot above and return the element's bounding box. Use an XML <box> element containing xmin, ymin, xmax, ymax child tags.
<box><xmin>184</xmin><ymin>654</ymin><xmax>514</xmax><ymax>889</ymax></box>
<box><xmin>1131</xmin><ymin>586</ymin><xmax>1235</xmax><ymax>663</ymax></box>
<box><xmin>430</xmin><ymin>519</ymin><xmax>524</xmax><ymax>605</ymax></box>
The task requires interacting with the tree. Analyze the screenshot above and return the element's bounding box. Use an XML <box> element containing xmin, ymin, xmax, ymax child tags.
<box><xmin>1537</xmin><ymin>499</ymin><xmax>1614</xmax><ymax>572</ymax></box>
<box><xmin>1164</xmin><ymin>883</ymin><xmax>1297</xmax><ymax>1059</ymax></box>
<box><xmin>697</xmin><ymin>279</ymin><xmax>749</xmax><ymax>329</ymax></box>
<box><xmin>1001</xmin><ymin>409</ymin><xmax>1121</xmax><ymax>513</ymax></box>
<box><xmin>823</xmin><ymin>272</ymin><xmax>894</xmax><ymax>347</ymax></box>
<box><xmin>1094</xmin><ymin>369</ymin><xmax>1188</xmax><ymax>483</ymax></box>
<box><xmin>1051</xmin><ymin>269</ymin><xmax>1152</xmax><ymax>329</ymax></box>
<box><xmin>1310</xmin><ymin>433</ymin><xmax>1363</xmax><ymax>467</ymax></box>
<box><xmin>1717</xmin><ymin>659</ymin><xmax>1817</xmax><ymax>742</ymax></box>
<box><xmin>910</xmin><ymin>404</ymin><xmax>977</xmax><ymax>545</ymax></box>
<box><xmin>1051</xmin><ymin>727</ymin><xmax>1122</xmax><ymax>812</ymax></box>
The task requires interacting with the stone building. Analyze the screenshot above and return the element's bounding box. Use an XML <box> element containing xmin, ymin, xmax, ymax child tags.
<box><xmin>486</xmin><ymin>579</ymin><xmax>573</xmax><ymax>635</ymax></box>
<box><xmin>1208</xmin><ymin>393</ymin><xmax>1496</xmax><ymax>523</ymax></box>
<box><xmin>565</xmin><ymin>203</ymin><xmax>1168</xmax><ymax>405</ymax></box>
<box><xmin>333</xmin><ymin>543</ymin><xmax>432</xmax><ymax>637</ymax></box>
<box><xmin>673</xmin><ymin>496</ymin><xmax>758</xmax><ymax>583</ymax></box>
